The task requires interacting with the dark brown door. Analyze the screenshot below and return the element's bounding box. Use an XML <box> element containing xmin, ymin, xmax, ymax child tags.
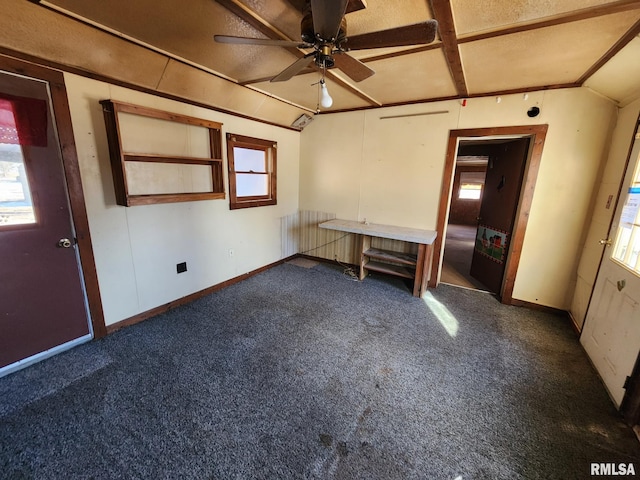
<box><xmin>470</xmin><ymin>138</ymin><xmax>530</xmax><ymax>295</ymax></box>
<box><xmin>0</xmin><ymin>70</ymin><xmax>91</xmax><ymax>369</ymax></box>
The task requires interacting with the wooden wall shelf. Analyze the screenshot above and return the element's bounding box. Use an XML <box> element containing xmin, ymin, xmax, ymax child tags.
<box><xmin>100</xmin><ymin>100</ymin><xmax>225</xmax><ymax>207</ymax></box>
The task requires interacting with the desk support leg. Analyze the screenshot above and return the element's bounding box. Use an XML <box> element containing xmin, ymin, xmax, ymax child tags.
<box><xmin>419</xmin><ymin>244</ymin><xmax>434</xmax><ymax>297</ymax></box>
<box><xmin>359</xmin><ymin>235</ymin><xmax>371</xmax><ymax>281</ymax></box>
<box><xmin>413</xmin><ymin>244</ymin><xmax>427</xmax><ymax>297</ymax></box>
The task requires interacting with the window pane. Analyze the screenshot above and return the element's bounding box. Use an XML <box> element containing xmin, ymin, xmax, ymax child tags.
<box><xmin>613</xmin><ymin>226</ymin><xmax>632</xmax><ymax>261</ymax></box>
<box><xmin>459</xmin><ymin>183</ymin><xmax>482</xmax><ymax>199</ymax></box>
<box><xmin>612</xmin><ymin>136</ymin><xmax>640</xmax><ymax>274</ymax></box>
<box><xmin>0</xmin><ymin>143</ymin><xmax>35</xmax><ymax>226</ymax></box>
<box><xmin>236</xmin><ymin>173</ymin><xmax>268</xmax><ymax>197</ymax></box>
<box><xmin>234</xmin><ymin>147</ymin><xmax>266</xmax><ymax>172</ymax></box>
<box><xmin>630</xmin><ymin>229</ymin><xmax>640</xmax><ymax>269</ymax></box>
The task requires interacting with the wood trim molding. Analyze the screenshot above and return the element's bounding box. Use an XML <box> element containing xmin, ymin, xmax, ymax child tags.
<box><xmin>510</xmin><ymin>299</ymin><xmax>571</xmax><ymax>318</ymax></box>
<box><xmin>430</xmin><ymin>124</ymin><xmax>549</xmax><ymax>307</ymax></box>
<box><xmin>106</xmin><ymin>256</ymin><xmax>295</xmax><ymax>333</ymax></box>
<box><xmin>0</xmin><ymin>54</ymin><xmax>107</xmax><ymax>338</ymax></box>
<box><xmin>430</xmin><ymin>132</ymin><xmax>459</xmax><ymax>289</ymax></box>
<box><xmin>567</xmin><ymin>311</ymin><xmax>582</xmax><ymax>336</ymax></box>
<box><xmin>501</xmin><ymin>125</ymin><xmax>547</xmax><ymax>303</ymax></box>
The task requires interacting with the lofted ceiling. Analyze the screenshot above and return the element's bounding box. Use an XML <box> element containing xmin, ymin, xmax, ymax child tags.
<box><xmin>34</xmin><ymin>0</ymin><xmax>640</xmax><ymax>114</ymax></box>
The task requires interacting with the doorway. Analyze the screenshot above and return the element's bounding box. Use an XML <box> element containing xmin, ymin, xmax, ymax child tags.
<box><xmin>430</xmin><ymin>125</ymin><xmax>548</xmax><ymax>303</ymax></box>
<box><xmin>0</xmin><ymin>55</ymin><xmax>105</xmax><ymax>376</ymax></box>
<box><xmin>441</xmin><ymin>150</ymin><xmax>489</xmax><ymax>290</ymax></box>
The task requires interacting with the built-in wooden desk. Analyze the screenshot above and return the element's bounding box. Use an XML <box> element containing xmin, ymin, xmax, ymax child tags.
<box><xmin>319</xmin><ymin>219</ymin><xmax>437</xmax><ymax>297</ymax></box>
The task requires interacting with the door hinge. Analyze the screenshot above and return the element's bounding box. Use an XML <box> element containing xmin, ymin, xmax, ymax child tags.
<box><xmin>623</xmin><ymin>375</ymin><xmax>632</xmax><ymax>389</ymax></box>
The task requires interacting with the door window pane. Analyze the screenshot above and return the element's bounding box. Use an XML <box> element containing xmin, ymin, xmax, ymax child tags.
<box><xmin>0</xmin><ymin>143</ymin><xmax>35</xmax><ymax>225</ymax></box>
<box><xmin>612</xmin><ymin>132</ymin><xmax>640</xmax><ymax>274</ymax></box>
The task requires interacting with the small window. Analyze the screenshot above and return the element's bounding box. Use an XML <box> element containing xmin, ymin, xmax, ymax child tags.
<box><xmin>0</xmin><ymin>95</ymin><xmax>45</xmax><ymax>226</ymax></box>
<box><xmin>458</xmin><ymin>171</ymin><xmax>484</xmax><ymax>200</ymax></box>
<box><xmin>226</xmin><ymin>133</ymin><xmax>276</xmax><ymax>209</ymax></box>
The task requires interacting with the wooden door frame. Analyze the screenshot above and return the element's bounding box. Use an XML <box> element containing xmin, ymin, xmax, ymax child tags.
<box><xmin>429</xmin><ymin>125</ymin><xmax>548</xmax><ymax>304</ymax></box>
<box><xmin>0</xmin><ymin>54</ymin><xmax>107</xmax><ymax>338</ymax></box>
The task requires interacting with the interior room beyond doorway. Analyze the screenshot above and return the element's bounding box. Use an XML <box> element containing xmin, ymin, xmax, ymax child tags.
<box><xmin>442</xmin><ymin>148</ymin><xmax>490</xmax><ymax>292</ymax></box>
<box><xmin>441</xmin><ymin>135</ymin><xmax>532</xmax><ymax>296</ymax></box>
<box><xmin>441</xmin><ymin>224</ymin><xmax>490</xmax><ymax>290</ymax></box>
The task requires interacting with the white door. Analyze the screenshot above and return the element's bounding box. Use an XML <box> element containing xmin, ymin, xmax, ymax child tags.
<box><xmin>581</xmin><ymin>125</ymin><xmax>640</xmax><ymax>407</ymax></box>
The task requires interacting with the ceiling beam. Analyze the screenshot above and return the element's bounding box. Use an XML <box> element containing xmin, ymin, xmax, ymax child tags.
<box><xmin>215</xmin><ymin>0</ymin><xmax>301</xmax><ymax>57</ymax></box>
<box><xmin>577</xmin><ymin>17</ymin><xmax>640</xmax><ymax>85</ymax></box>
<box><xmin>458</xmin><ymin>0</ymin><xmax>640</xmax><ymax>44</ymax></box>
<box><xmin>354</xmin><ymin>42</ymin><xmax>441</xmax><ymax>64</ymax></box>
<box><xmin>429</xmin><ymin>0</ymin><xmax>468</xmax><ymax>97</ymax></box>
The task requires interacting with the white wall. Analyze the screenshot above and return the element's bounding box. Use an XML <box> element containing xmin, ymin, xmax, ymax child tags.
<box><xmin>62</xmin><ymin>73</ymin><xmax>624</xmax><ymax>321</ymax></box>
<box><xmin>571</xmin><ymin>96</ymin><xmax>640</xmax><ymax>328</ymax></box>
<box><xmin>300</xmin><ymin>87</ymin><xmax>617</xmax><ymax>310</ymax></box>
<box><xmin>64</xmin><ymin>73</ymin><xmax>300</xmax><ymax>326</ymax></box>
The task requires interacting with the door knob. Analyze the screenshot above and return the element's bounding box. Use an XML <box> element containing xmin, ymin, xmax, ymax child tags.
<box><xmin>598</xmin><ymin>238</ymin><xmax>612</xmax><ymax>246</ymax></box>
<box><xmin>58</xmin><ymin>238</ymin><xmax>72</xmax><ymax>248</ymax></box>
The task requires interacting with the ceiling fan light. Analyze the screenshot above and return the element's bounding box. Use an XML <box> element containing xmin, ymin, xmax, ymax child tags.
<box><xmin>320</xmin><ymin>80</ymin><xmax>333</xmax><ymax>108</ymax></box>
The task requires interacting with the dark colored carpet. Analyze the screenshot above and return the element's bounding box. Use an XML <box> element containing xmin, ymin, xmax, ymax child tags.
<box><xmin>1</xmin><ymin>262</ymin><xmax>639</xmax><ymax>479</ymax></box>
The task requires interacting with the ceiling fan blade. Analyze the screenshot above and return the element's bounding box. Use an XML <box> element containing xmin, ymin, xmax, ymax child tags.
<box><xmin>214</xmin><ymin>35</ymin><xmax>309</xmax><ymax>48</ymax></box>
<box><xmin>311</xmin><ymin>0</ymin><xmax>349</xmax><ymax>41</ymax></box>
<box><xmin>333</xmin><ymin>53</ymin><xmax>374</xmax><ymax>82</ymax></box>
<box><xmin>345</xmin><ymin>20</ymin><xmax>438</xmax><ymax>50</ymax></box>
<box><xmin>271</xmin><ymin>54</ymin><xmax>316</xmax><ymax>82</ymax></box>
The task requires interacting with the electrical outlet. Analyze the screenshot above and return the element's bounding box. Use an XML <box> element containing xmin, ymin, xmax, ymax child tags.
<box><xmin>176</xmin><ymin>262</ymin><xmax>187</xmax><ymax>274</ymax></box>
<box><xmin>229</xmin><ymin>249</ymin><xmax>234</xmax><ymax>257</ymax></box>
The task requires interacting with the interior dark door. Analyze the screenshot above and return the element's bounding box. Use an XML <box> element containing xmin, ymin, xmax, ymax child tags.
<box><xmin>470</xmin><ymin>138</ymin><xmax>530</xmax><ymax>295</ymax></box>
<box><xmin>0</xmin><ymin>70</ymin><xmax>91</xmax><ymax>369</ymax></box>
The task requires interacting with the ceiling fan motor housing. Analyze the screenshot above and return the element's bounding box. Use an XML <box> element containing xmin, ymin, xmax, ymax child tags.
<box><xmin>316</xmin><ymin>51</ymin><xmax>335</xmax><ymax>69</ymax></box>
<box><xmin>301</xmin><ymin>11</ymin><xmax>347</xmax><ymax>45</ymax></box>
<box><xmin>301</xmin><ymin>10</ymin><xmax>314</xmax><ymax>43</ymax></box>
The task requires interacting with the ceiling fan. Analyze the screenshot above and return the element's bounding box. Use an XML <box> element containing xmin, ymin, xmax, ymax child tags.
<box><xmin>214</xmin><ymin>0</ymin><xmax>438</xmax><ymax>84</ymax></box>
